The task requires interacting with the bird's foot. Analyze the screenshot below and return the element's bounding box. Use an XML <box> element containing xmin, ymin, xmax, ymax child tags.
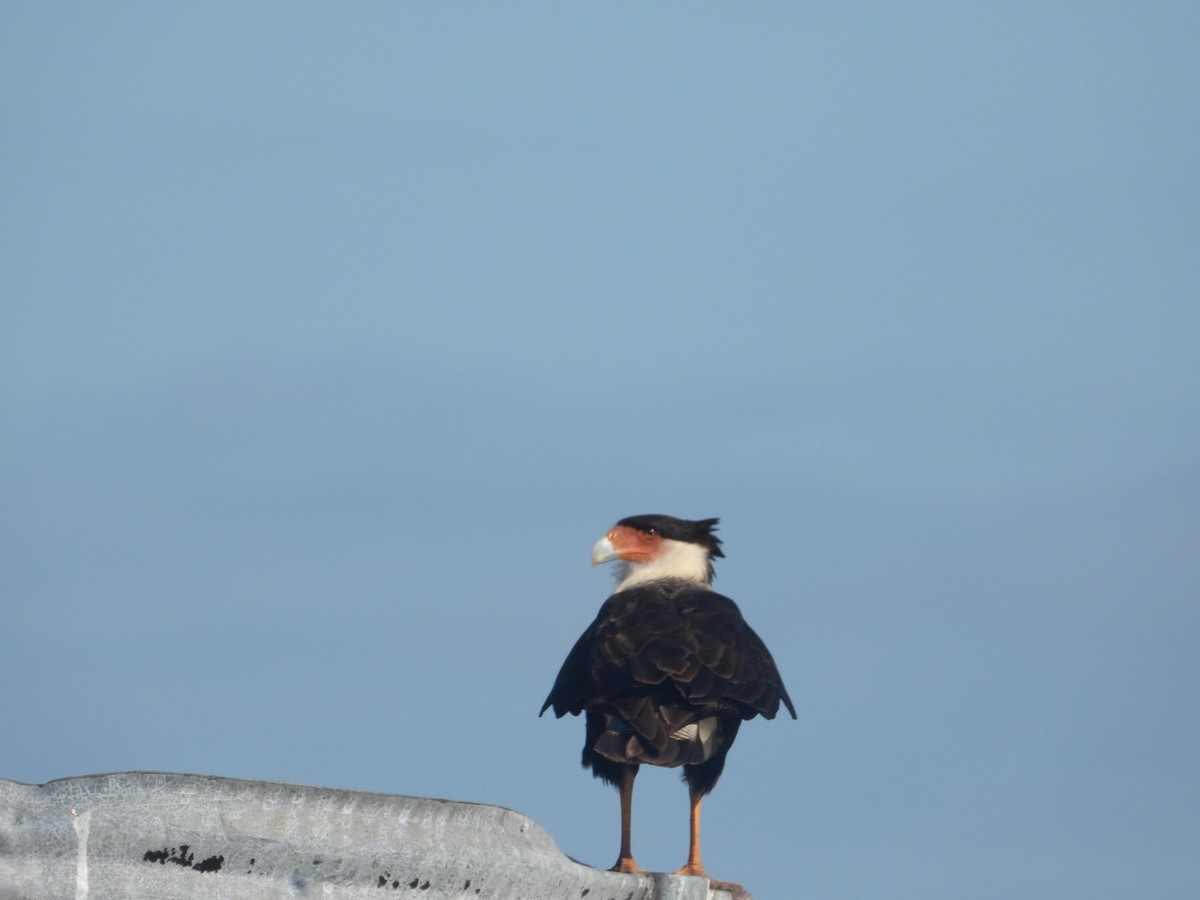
<box><xmin>610</xmin><ymin>856</ymin><xmax>642</xmax><ymax>874</ymax></box>
<box><xmin>672</xmin><ymin>862</ymin><xmax>708</xmax><ymax>878</ymax></box>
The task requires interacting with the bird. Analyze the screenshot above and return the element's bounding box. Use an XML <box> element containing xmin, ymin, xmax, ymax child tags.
<box><xmin>540</xmin><ymin>514</ymin><xmax>796</xmax><ymax>883</ymax></box>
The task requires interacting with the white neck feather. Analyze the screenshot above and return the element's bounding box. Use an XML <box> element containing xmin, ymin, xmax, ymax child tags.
<box><xmin>612</xmin><ymin>539</ymin><xmax>712</xmax><ymax>592</ymax></box>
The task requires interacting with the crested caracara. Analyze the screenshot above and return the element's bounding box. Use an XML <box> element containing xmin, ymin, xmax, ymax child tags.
<box><xmin>540</xmin><ymin>515</ymin><xmax>796</xmax><ymax>882</ymax></box>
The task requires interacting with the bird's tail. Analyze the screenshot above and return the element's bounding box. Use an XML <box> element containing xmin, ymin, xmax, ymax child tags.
<box><xmin>592</xmin><ymin>701</ymin><xmax>721</xmax><ymax>767</ymax></box>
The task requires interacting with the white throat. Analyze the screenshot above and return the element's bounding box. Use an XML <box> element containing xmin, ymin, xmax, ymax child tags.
<box><xmin>612</xmin><ymin>539</ymin><xmax>712</xmax><ymax>592</ymax></box>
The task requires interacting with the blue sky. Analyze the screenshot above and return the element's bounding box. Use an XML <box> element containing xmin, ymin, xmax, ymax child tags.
<box><xmin>3</xmin><ymin>4</ymin><xmax>1198</xmax><ymax>898</ymax></box>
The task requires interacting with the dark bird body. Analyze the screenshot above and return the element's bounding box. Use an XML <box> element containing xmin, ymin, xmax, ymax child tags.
<box><xmin>541</xmin><ymin>515</ymin><xmax>795</xmax><ymax>882</ymax></box>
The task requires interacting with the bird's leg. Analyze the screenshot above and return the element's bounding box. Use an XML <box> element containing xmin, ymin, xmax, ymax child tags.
<box><xmin>673</xmin><ymin>783</ymin><xmax>707</xmax><ymax>878</ymax></box>
<box><xmin>611</xmin><ymin>767</ymin><xmax>641</xmax><ymax>873</ymax></box>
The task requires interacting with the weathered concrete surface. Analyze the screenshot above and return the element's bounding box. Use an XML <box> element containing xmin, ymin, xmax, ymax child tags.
<box><xmin>0</xmin><ymin>773</ymin><xmax>735</xmax><ymax>899</ymax></box>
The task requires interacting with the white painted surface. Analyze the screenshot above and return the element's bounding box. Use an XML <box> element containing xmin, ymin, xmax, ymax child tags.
<box><xmin>0</xmin><ymin>773</ymin><xmax>734</xmax><ymax>900</ymax></box>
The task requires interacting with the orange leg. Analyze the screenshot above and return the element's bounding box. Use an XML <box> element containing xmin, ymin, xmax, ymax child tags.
<box><xmin>673</xmin><ymin>784</ymin><xmax>707</xmax><ymax>878</ymax></box>
<box><xmin>611</xmin><ymin>767</ymin><xmax>641</xmax><ymax>873</ymax></box>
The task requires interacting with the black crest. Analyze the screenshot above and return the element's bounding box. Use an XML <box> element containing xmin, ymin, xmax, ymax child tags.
<box><xmin>615</xmin><ymin>514</ymin><xmax>725</xmax><ymax>559</ymax></box>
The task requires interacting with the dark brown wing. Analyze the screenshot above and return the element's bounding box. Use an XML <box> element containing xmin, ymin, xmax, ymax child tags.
<box><xmin>542</xmin><ymin>582</ymin><xmax>794</xmax><ymax>793</ymax></box>
<box><xmin>540</xmin><ymin>581</ymin><xmax>796</xmax><ymax>725</ymax></box>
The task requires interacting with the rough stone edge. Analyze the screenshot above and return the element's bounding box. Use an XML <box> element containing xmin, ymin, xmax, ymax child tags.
<box><xmin>0</xmin><ymin>772</ymin><xmax>735</xmax><ymax>900</ymax></box>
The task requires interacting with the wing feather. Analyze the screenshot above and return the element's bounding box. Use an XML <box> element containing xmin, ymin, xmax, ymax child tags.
<box><xmin>541</xmin><ymin>582</ymin><xmax>796</xmax><ymax>723</ymax></box>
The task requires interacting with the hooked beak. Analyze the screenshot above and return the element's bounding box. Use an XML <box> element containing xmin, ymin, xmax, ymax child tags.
<box><xmin>591</xmin><ymin>534</ymin><xmax>620</xmax><ymax>567</ymax></box>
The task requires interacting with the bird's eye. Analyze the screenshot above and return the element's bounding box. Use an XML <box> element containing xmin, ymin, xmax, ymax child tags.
<box><xmin>645</xmin><ymin>528</ymin><xmax>657</xmax><ymax>536</ymax></box>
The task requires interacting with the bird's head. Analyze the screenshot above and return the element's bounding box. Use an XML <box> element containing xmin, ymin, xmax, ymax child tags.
<box><xmin>592</xmin><ymin>514</ymin><xmax>723</xmax><ymax>591</ymax></box>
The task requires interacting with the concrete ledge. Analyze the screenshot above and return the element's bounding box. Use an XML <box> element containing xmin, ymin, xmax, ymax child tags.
<box><xmin>0</xmin><ymin>772</ymin><xmax>736</xmax><ymax>899</ymax></box>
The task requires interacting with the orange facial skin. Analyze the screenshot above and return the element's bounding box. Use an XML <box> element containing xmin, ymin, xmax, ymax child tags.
<box><xmin>605</xmin><ymin>525</ymin><xmax>664</xmax><ymax>562</ymax></box>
